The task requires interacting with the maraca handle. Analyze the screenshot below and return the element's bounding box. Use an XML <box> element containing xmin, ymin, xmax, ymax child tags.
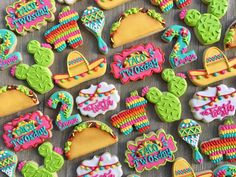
<box><xmin>97</xmin><ymin>35</ymin><xmax>108</xmax><ymax>55</ymax></box>
<box><xmin>193</xmin><ymin>147</ymin><xmax>203</xmax><ymax>164</ymax></box>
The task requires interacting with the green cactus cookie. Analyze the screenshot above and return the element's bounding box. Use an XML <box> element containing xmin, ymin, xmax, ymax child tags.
<box><xmin>142</xmin><ymin>69</ymin><xmax>187</xmax><ymax>123</ymax></box>
<box><xmin>180</xmin><ymin>0</ymin><xmax>228</xmax><ymax>45</ymax></box>
<box><xmin>19</xmin><ymin>142</ymin><xmax>64</xmax><ymax>177</ymax></box>
<box><xmin>12</xmin><ymin>40</ymin><xmax>54</xmax><ymax>94</ymax></box>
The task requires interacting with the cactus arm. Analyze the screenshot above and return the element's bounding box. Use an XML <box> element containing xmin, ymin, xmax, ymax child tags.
<box><xmin>38</xmin><ymin>142</ymin><xmax>53</xmax><ymax>157</ymax></box>
<box><xmin>145</xmin><ymin>87</ymin><xmax>162</xmax><ymax>104</ymax></box>
<box><xmin>14</xmin><ymin>64</ymin><xmax>29</xmax><ymax>80</ymax></box>
<box><xmin>27</xmin><ymin>40</ymin><xmax>40</xmax><ymax>54</ymax></box>
<box><xmin>202</xmin><ymin>0</ymin><xmax>228</xmax><ymax>19</ymax></box>
<box><xmin>182</xmin><ymin>9</ymin><xmax>201</xmax><ymax>27</ymax></box>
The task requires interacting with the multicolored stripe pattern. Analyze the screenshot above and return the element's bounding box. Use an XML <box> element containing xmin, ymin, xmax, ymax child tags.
<box><xmin>44</xmin><ymin>6</ymin><xmax>83</xmax><ymax>52</ymax></box>
<box><xmin>200</xmin><ymin>121</ymin><xmax>236</xmax><ymax>163</ymax></box>
<box><xmin>111</xmin><ymin>91</ymin><xmax>150</xmax><ymax>135</ymax></box>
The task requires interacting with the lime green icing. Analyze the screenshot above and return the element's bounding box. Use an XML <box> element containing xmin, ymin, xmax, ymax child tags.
<box><xmin>0</xmin><ymin>85</ymin><xmax>32</xmax><ymax>96</ymax></box>
<box><xmin>184</xmin><ymin>9</ymin><xmax>201</xmax><ymax>27</ymax></box>
<box><xmin>202</xmin><ymin>0</ymin><xmax>228</xmax><ymax>19</ymax></box>
<box><xmin>147</xmin><ymin>9</ymin><xmax>164</xmax><ymax>24</ymax></box>
<box><xmin>224</xmin><ymin>29</ymin><xmax>235</xmax><ymax>45</ymax></box>
<box><xmin>144</xmin><ymin>69</ymin><xmax>187</xmax><ymax>123</ymax></box>
<box><xmin>21</xmin><ymin>142</ymin><xmax>64</xmax><ymax>177</ymax></box>
<box><xmin>123</xmin><ymin>8</ymin><xmax>139</xmax><ymax>16</ymax></box>
<box><xmin>110</xmin><ymin>21</ymin><xmax>121</xmax><ymax>33</ymax></box>
<box><xmin>64</xmin><ymin>121</ymin><xmax>116</xmax><ymax>153</ymax></box>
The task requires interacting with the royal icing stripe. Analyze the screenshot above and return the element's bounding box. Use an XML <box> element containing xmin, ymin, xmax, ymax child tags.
<box><xmin>5</xmin><ymin>0</ymin><xmax>56</xmax><ymax>35</ymax></box>
<box><xmin>44</xmin><ymin>6</ymin><xmax>83</xmax><ymax>52</ymax></box>
<box><xmin>190</xmin><ymin>84</ymin><xmax>236</xmax><ymax>123</ymax></box>
<box><xmin>76</xmin><ymin>82</ymin><xmax>120</xmax><ymax>118</ymax></box>
<box><xmin>111</xmin><ymin>90</ymin><xmax>150</xmax><ymax>135</ymax></box>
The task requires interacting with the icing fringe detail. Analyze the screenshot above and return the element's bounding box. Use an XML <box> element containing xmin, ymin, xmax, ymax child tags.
<box><xmin>111</xmin><ymin>90</ymin><xmax>150</xmax><ymax>135</ymax></box>
<box><xmin>44</xmin><ymin>6</ymin><xmax>83</xmax><ymax>52</ymax></box>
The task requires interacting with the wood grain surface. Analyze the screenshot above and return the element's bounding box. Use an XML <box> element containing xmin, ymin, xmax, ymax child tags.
<box><xmin>0</xmin><ymin>0</ymin><xmax>236</xmax><ymax>177</ymax></box>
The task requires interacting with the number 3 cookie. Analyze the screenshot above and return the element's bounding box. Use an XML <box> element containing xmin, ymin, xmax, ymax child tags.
<box><xmin>0</xmin><ymin>29</ymin><xmax>22</xmax><ymax>70</ymax></box>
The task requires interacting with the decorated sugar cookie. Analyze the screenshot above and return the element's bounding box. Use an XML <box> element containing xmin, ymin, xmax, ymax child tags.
<box><xmin>111</xmin><ymin>90</ymin><xmax>150</xmax><ymax>135</ymax></box>
<box><xmin>5</xmin><ymin>0</ymin><xmax>56</xmax><ymax>36</ymax></box>
<box><xmin>180</xmin><ymin>0</ymin><xmax>228</xmax><ymax>45</ymax></box>
<box><xmin>142</xmin><ymin>68</ymin><xmax>187</xmax><ymax>122</ymax></box>
<box><xmin>111</xmin><ymin>43</ymin><xmax>165</xmax><ymax>84</ymax></box>
<box><xmin>95</xmin><ymin>0</ymin><xmax>132</xmax><ymax>10</ymax></box>
<box><xmin>224</xmin><ymin>20</ymin><xmax>236</xmax><ymax>50</ymax></box>
<box><xmin>0</xmin><ymin>85</ymin><xmax>39</xmax><ymax>117</ymax></box>
<box><xmin>213</xmin><ymin>164</ymin><xmax>236</xmax><ymax>177</ymax></box>
<box><xmin>190</xmin><ymin>84</ymin><xmax>236</xmax><ymax>123</ymax></box>
<box><xmin>76</xmin><ymin>152</ymin><xmax>123</xmax><ymax>177</ymax></box>
<box><xmin>81</xmin><ymin>7</ymin><xmax>108</xmax><ymax>55</ymax></box>
<box><xmin>44</xmin><ymin>7</ymin><xmax>83</xmax><ymax>52</ymax></box>
<box><xmin>48</xmin><ymin>91</ymin><xmax>82</xmax><ymax>131</ymax></box>
<box><xmin>0</xmin><ymin>29</ymin><xmax>22</xmax><ymax>70</ymax></box>
<box><xmin>57</xmin><ymin>0</ymin><xmax>78</xmax><ymax>5</ymax></box>
<box><xmin>65</xmin><ymin>121</ymin><xmax>118</xmax><ymax>160</ymax></box>
<box><xmin>3</xmin><ymin>111</ymin><xmax>53</xmax><ymax>152</ymax></box>
<box><xmin>0</xmin><ymin>150</ymin><xmax>18</xmax><ymax>177</ymax></box>
<box><xmin>200</xmin><ymin>119</ymin><xmax>236</xmax><ymax>163</ymax></box>
<box><xmin>188</xmin><ymin>47</ymin><xmax>236</xmax><ymax>86</ymax></box>
<box><xmin>53</xmin><ymin>51</ymin><xmax>107</xmax><ymax>89</ymax></box>
<box><xmin>162</xmin><ymin>25</ymin><xmax>197</xmax><ymax>68</ymax></box>
<box><xmin>173</xmin><ymin>158</ymin><xmax>213</xmax><ymax>177</ymax></box>
<box><xmin>178</xmin><ymin>119</ymin><xmax>203</xmax><ymax>164</ymax></box>
<box><xmin>110</xmin><ymin>8</ymin><xmax>165</xmax><ymax>48</ymax></box>
<box><xmin>11</xmin><ymin>40</ymin><xmax>54</xmax><ymax>94</ymax></box>
<box><xmin>151</xmin><ymin>0</ymin><xmax>191</xmax><ymax>13</ymax></box>
<box><xmin>18</xmin><ymin>142</ymin><xmax>64</xmax><ymax>177</ymax></box>
<box><xmin>125</xmin><ymin>129</ymin><xmax>177</xmax><ymax>173</ymax></box>
<box><xmin>76</xmin><ymin>82</ymin><xmax>120</xmax><ymax>118</ymax></box>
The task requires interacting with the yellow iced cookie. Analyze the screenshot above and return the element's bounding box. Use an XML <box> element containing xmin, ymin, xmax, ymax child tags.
<box><xmin>110</xmin><ymin>8</ymin><xmax>165</xmax><ymax>48</ymax></box>
<box><xmin>95</xmin><ymin>0</ymin><xmax>132</xmax><ymax>10</ymax></box>
<box><xmin>0</xmin><ymin>85</ymin><xmax>39</xmax><ymax>117</ymax></box>
<box><xmin>188</xmin><ymin>47</ymin><xmax>236</xmax><ymax>86</ymax></box>
<box><xmin>53</xmin><ymin>51</ymin><xmax>107</xmax><ymax>89</ymax></box>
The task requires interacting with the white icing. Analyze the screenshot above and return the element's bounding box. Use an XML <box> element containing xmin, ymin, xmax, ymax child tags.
<box><xmin>57</xmin><ymin>0</ymin><xmax>78</xmax><ymax>5</ymax></box>
<box><xmin>76</xmin><ymin>82</ymin><xmax>120</xmax><ymax>118</ymax></box>
<box><xmin>76</xmin><ymin>152</ymin><xmax>123</xmax><ymax>177</ymax></box>
<box><xmin>189</xmin><ymin>84</ymin><xmax>236</xmax><ymax>123</ymax></box>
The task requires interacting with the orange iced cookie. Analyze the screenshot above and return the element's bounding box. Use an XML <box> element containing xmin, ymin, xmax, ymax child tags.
<box><xmin>0</xmin><ymin>85</ymin><xmax>39</xmax><ymax>117</ymax></box>
<box><xmin>188</xmin><ymin>47</ymin><xmax>236</xmax><ymax>86</ymax></box>
<box><xmin>110</xmin><ymin>8</ymin><xmax>165</xmax><ymax>48</ymax></box>
<box><xmin>65</xmin><ymin>121</ymin><xmax>118</xmax><ymax>160</ymax></box>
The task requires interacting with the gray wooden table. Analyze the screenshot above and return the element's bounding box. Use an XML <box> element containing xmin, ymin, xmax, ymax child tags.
<box><xmin>0</xmin><ymin>0</ymin><xmax>236</xmax><ymax>177</ymax></box>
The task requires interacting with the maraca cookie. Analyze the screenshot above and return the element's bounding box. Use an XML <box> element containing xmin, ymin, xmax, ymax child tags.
<box><xmin>110</xmin><ymin>8</ymin><xmax>165</xmax><ymax>48</ymax></box>
<box><xmin>0</xmin><ymin>85</ymin><xmax>39</xmax><ymax>117</ymax></box>
<box><xmin>95</xmin><ymin>0</ymin><xmax>132</xmax><ymax>10</ymax></box>
<box><xmin>0</xmin><ymin>29</ymin><xmax>22</xmax><ymax>70</ymax></box>
<box><xmin>76</xmin><ymin>152</ymin><xmax>123</xmax><ymax>177</ymax></box>
<box><xmin>81</xmin><ymin>6</ymin><xmax>108</xmax><ymax>54</ymax></box>
<box><xmin>178</xmin><ymin>119</ymin><xmax>203</xmax><ymax>164</ymax></box>
<box><xmin>0</xmin><ymin>150</ymin><xmax>18</xmax><ymax>177</ymax></box>
<box><xmin>5</xmin><ymin>0</ymin><xmax>56</xmax><ymax>36</ymax></box>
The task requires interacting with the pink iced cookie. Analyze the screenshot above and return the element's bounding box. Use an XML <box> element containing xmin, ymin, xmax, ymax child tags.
<box><xmin>111</xmin><ymin>43</ymin><xmax>165</xmax><ymax>84</ymax></box>
<box><xmin>125</xmin><ymin>129</ymin><xmax>177</xmax><ymax>173</ymax></box>
<box><xmin>5</xmin><ymin>0</ymin><xmax>56</xmax><ymax>35</ymax></box>
<box><xmin>2</xmin><ymin>111</ymin><xmax>53</xmax><ymax>152</ymax></box>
